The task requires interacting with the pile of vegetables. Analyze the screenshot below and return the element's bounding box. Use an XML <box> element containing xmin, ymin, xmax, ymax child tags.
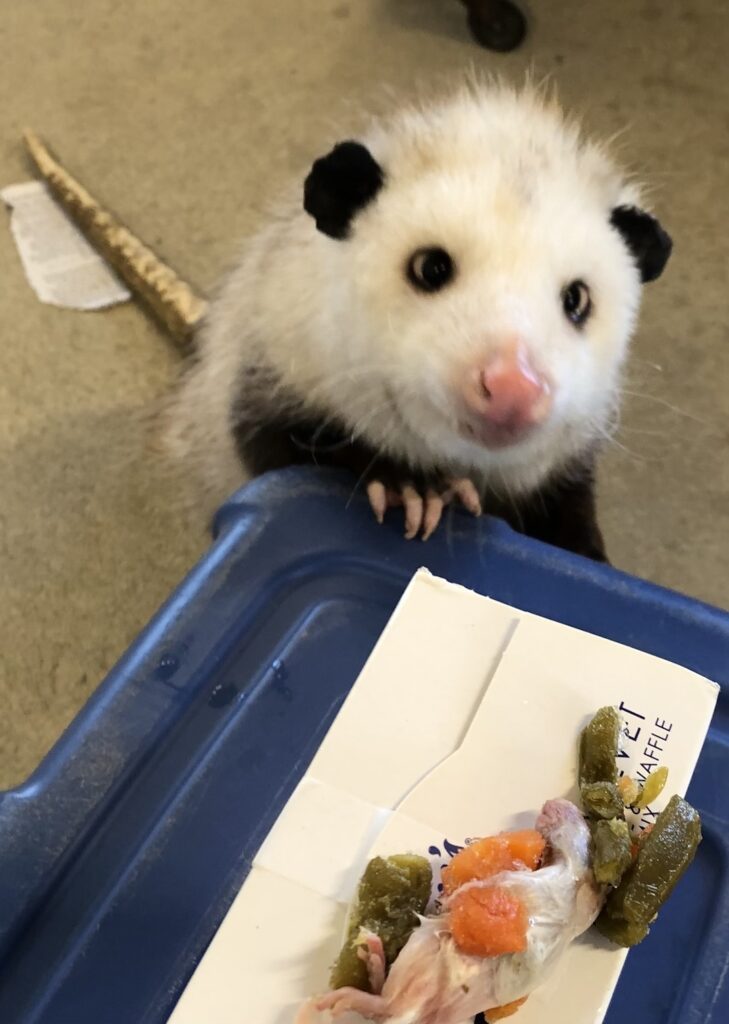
<box><xmin>580</xmin><ymin>705</ymin><xmax>702</xmax><ymax>946</ymax></box>
<box><xmin>326</xmin><ymin>704</ymin><xmax>703</xmax><ymax>1017</ymax></box>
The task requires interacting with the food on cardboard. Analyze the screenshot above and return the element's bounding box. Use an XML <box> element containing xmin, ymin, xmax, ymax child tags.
<box><xmin>297</xmin><ymin>799</ymin><xmax>601</xmax><ymax>1023</ymax></box>
<box><xmin>296</xmin><ymin>706</ymin><xmax>702</xmax><ymax>1022</ymax></box>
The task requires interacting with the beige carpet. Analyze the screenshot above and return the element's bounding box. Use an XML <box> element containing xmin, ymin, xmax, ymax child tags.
<box><xmin>1</xmin><ymin>0</ymin><xmax>728</xmax><ymax>787</ymax></box>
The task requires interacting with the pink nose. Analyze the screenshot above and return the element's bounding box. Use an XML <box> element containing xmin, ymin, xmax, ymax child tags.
<box><xmin>461</xmin><ymin>346</ymin><xmax>551</xmax><ymax>444</ymax></box>
<box><xmin>480</xmin><ymin>350</ymin><xmax>550</xmax><ymax>430</ymax></box>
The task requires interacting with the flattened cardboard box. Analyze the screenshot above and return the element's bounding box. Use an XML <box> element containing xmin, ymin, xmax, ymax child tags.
<box><xmin>169</xmin><ymin>569</ymin><xmax>718</xmax><ymax>1024</ymax></box>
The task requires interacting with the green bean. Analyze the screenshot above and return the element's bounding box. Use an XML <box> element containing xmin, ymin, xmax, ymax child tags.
<box><xmin>591</xmin><ymin>818</ymin><xmax>633</xmax><ymax>886</ymax></box>
<box><xmin>330</xmin><ymin>855</ymin><xmax>432</xmax><ymax>990</ymax></box>
<box><xmin>581</xmin><ymin>781</ymin><xmax>625</xmax><ymax>820</ymax></box>
<box><xmin>595</xmin><ymin>795</ymin><xmax>702</xmax><ymax>947</ymax></box>
<box><xmin>579</xmin><ymin>706</ymin><xmax>620</xmax><ymax>789</ymax></box>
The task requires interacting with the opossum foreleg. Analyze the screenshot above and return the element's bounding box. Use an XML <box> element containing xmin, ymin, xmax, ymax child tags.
<box><xmin>232</xmin><ymin>412</ymin><xmax>480</xmax><ymax>540</ymax></box>
<box><xmin>513</xmin><ymin>456</ymin><xmax>608</xmax><ymax>562</ymax></box>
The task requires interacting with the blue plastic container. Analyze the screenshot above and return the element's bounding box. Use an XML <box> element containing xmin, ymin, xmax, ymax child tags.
<box><xmin>0</xmin><ymin>467</ymin><xmax>727</xmax><ymax>1024</ymax></box>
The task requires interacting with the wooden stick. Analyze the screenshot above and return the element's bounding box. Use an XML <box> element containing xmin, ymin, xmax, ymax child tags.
<box><xmin>23</xmin><ymin>129</ymin><xmax>208</xmax><ymax>343</ymax></box>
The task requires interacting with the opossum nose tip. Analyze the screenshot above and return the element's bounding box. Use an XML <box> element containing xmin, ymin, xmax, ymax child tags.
<box><xmin>479</xmin><ymin>348</ymin><xmax>551</xmax><ymax>430</ymax></box>
<box><xmin>461</xmin><ymin>344</ymin><xmax>552</xmax><ymax>447</ymax></box>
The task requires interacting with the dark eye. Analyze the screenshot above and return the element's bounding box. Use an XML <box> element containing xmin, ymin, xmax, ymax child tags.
<box><xmin>562</xmin><ymin>280</ymin><xmax>592</xmax><ymax>326</ymax></box>
<box><xmin>407</xmin><ymin>248</ymin><xmax>455</xmax><ymax>293</ymax></box>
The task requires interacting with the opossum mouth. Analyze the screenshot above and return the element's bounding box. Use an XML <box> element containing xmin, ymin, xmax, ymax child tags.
<box><xmin>460</xmin><ymin>418</ymin><xmax>541</xmax><ymax>450</ymax></box>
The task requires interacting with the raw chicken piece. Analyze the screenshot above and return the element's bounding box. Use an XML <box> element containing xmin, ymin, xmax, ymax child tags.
<box><xmin>296</xmin><ymin>799</ymin><xmax>603</xmax><ymax>1024</ymax></box>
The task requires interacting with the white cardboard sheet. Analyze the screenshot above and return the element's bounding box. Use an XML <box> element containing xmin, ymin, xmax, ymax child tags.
<box><xmin>169</xmin><ymin>570</ymin><xmax>718</xmax><ymax>1024</ymax></box>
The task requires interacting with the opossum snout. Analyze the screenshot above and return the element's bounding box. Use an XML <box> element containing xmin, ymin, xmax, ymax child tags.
<box><xmin>461</xmin><ymin>343</ymin><xmax>552</xmax><ymax>448</ymax></box>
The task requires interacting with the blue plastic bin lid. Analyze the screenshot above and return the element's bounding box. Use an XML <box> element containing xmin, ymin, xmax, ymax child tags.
<box><xmin>0</xmin><ymin>467</ymin><xmax>727</xmax><ymax>1024</ymax></box>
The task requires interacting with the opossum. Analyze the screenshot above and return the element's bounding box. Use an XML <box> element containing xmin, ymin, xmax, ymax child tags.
<box><xmin>162</xmin><ymin>82</ymin><xmax>672</xmax><ymax>558</ymax></box>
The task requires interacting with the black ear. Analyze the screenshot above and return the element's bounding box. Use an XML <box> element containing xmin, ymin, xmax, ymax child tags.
<box><xmin>303</xmin><ymin>141</ymin><xmax>384</xmax><ymax>240</ymax></box>
<box><xmin>610</xmin><ymin>205</ymin><xmax>672</xmax><ymax>283</ymax></box>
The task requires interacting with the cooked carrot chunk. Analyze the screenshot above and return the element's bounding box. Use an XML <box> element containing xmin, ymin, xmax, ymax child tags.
<box><xmin>442</xmin><ymin>830</ymin><xmax>545</xmax><ymax>894</ymax></box>
<box><xmin>450</xmin><ymin>886</ymin><xmax>528</xmax><ymax>957</ymax></box>
<box><xmin>484</xmin><ymin>996</ymin><xmax>528</xmax><ymax>1021</ymax></box>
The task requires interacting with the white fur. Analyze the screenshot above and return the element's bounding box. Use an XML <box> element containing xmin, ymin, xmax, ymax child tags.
<box><xmin>163</xmin><ymin>82</ymin><xmax>646</xmax><ymax>505</ymax></box>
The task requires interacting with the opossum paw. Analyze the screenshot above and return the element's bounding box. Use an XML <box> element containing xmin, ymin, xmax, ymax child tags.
<box><xmin>444</xmin><ymin>477</ymin><xmax>483</xmax><ymax>519</ymax></box>
<box><xmin>366</xmin><ymin>477</ymin><xmax>482</xmax><ymax>541</ymax></box>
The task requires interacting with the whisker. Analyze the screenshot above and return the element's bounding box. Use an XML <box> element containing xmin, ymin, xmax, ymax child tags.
<box><xmin>591</xmin><ymin>420</ymin><xmax>647</xmax><ymax>462</ymax></box>
<box><xmin>622</xmin><ymin>388</ymin><xmax>706</xmax><ymax>424</ymax></box>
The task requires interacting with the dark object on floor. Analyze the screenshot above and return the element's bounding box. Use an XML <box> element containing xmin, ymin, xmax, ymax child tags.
<box><xmin>461</xmin><ymin>0</ymin><xmax>527</xmax><ymax>52</ymax></box>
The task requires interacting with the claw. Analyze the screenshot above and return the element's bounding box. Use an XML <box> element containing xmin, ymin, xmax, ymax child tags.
<box><xmin>451</xmin><ymin>478</ymin><xmax>482</xmax><ymax>517</ymax></box>
<box><xmin>367</xmin><ymin>480</ymin><xmax>387</xmax><ymax>523</ymax></box>
<box><xmin>401</xmin><ymin>484</ymin><xmax>424</xmax><ymax>540</ymax></box>
<box><xmin>367</xmin><ymin>476</ymin><xmax>480</xmax><ymax>539</ymax></box>
<box><xmin>356</xmin><ymin>930</ymin><xmax>386</xmax><ymax>995</ymax></box>
<box><xmin>422</xmin><ymin>491</ymin><xmax>445</xmax><ymax>541</ymax></box>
